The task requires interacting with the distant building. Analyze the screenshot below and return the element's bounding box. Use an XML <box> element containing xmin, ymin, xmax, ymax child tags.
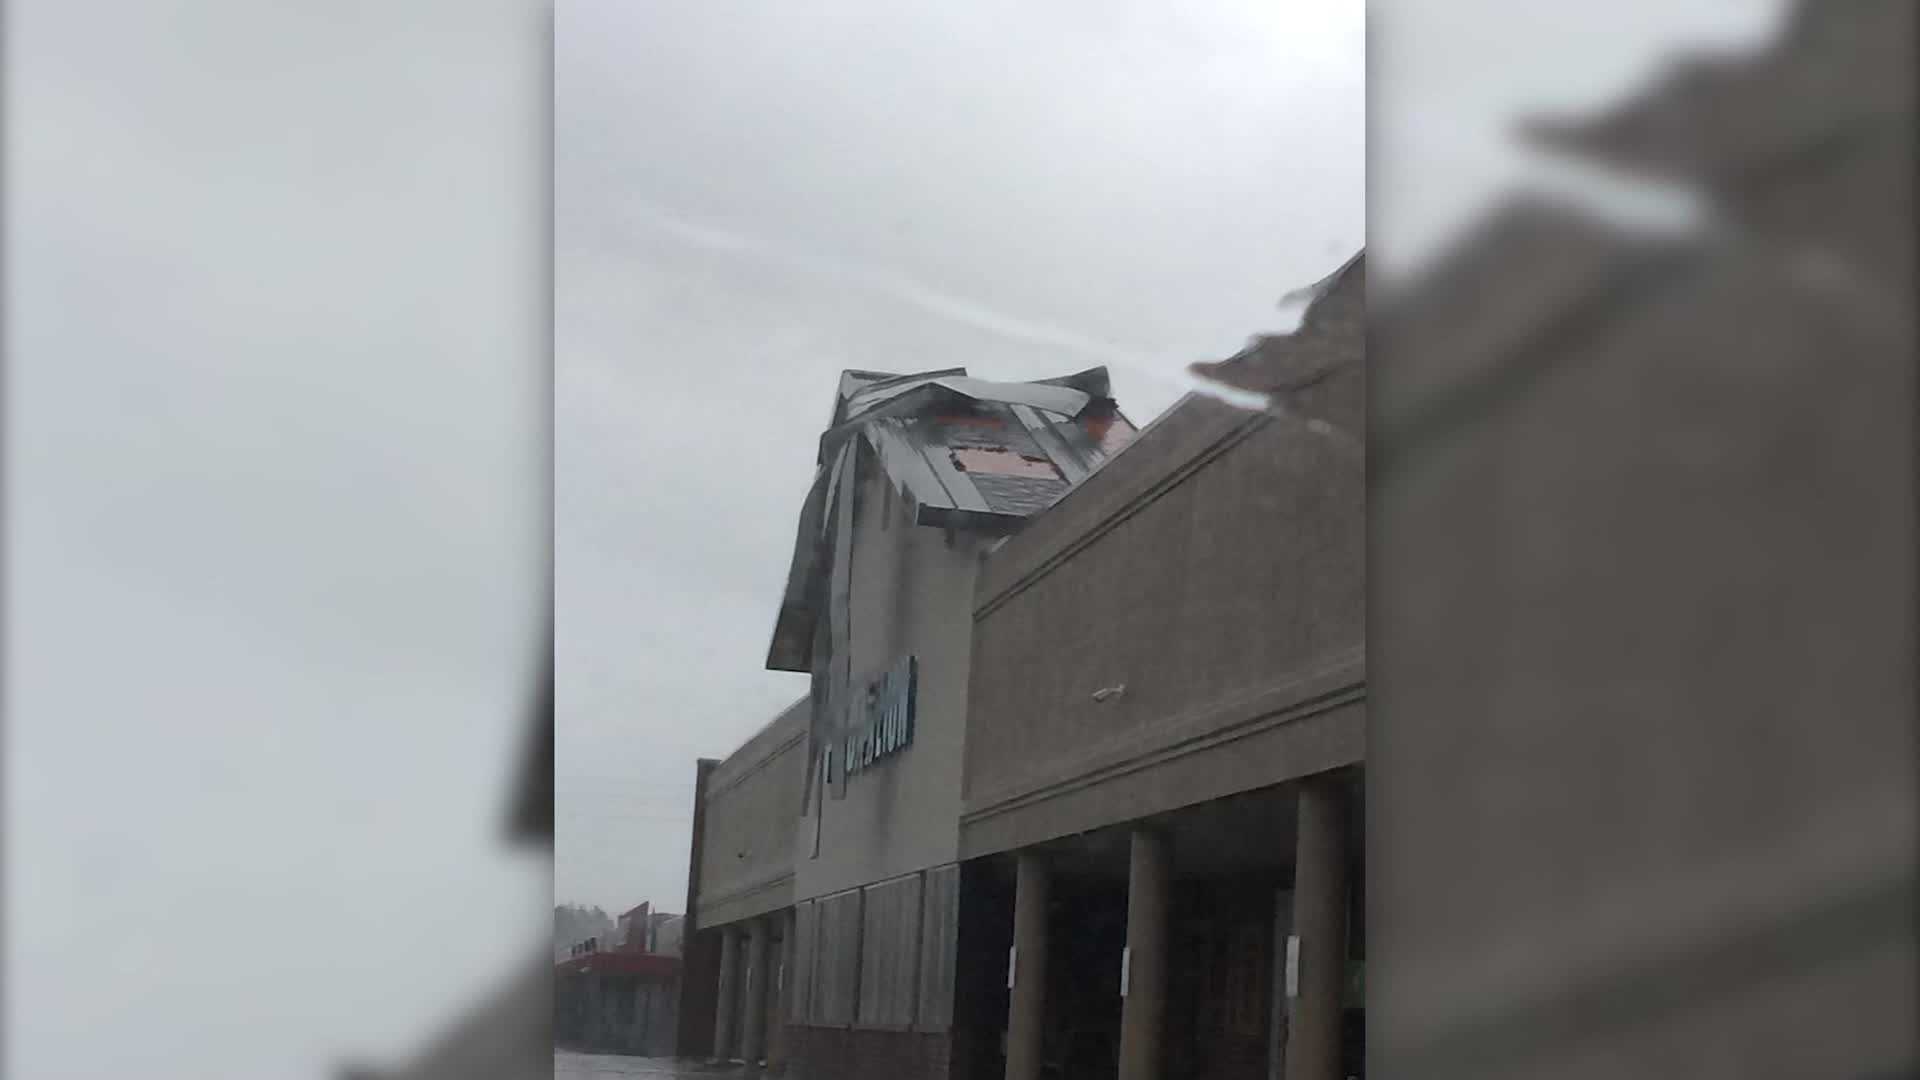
<box><xmin>652</xmin><ymin>914</ymin><xmax>685</xmax><ymax>958</ymax></box>
<box><xmin>554</xmin><ymin>900</ymin><xmax>685</xmax><ymax>1057</ymax></box>
<box><xmin>610</xmin><ymin>901</ymin><xmax>686</xmax><ymax>957</ymax></box>
<box><xmin>553</xmin><ymin>948</ymin><xmax>680</xmax><ymax>1058</ymax></box>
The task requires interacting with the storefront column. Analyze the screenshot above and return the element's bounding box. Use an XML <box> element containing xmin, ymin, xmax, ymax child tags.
<box><xmin>713</xmin><ymin>924</ymin><xmax>743</xmax><ymax>1062</ymax></box>
<box><xmin>1268</xmin><ymin>888</ymin><xmax>1294</xmax><ymax>1080</ymax></box>
<box><xmin>741</xmin><ymin>915</ymin><xmax>772</xmax><ymax>1064</ymax></box>
<box><xmin>1284</xmin><ymin>775</ymin><xmax>1349</xmax><ymax>1080</ymax></box>
<box><xmin>1006</xmin><ymin>851</ymin><xmax>1051</xmax><ymax>1080</ymax></box>
<box><xmin>767</xmin><ymin>908</ymin><xmax>796</xmax><ymax>1073</ymax></box>
<box><xmin>1118</xmin><ymin>828</ymin><xmax>1170</xmax><ymax>1080</ymax></box>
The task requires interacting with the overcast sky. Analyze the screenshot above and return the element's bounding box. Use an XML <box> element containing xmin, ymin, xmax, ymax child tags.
<box><xmin>554</xmin><ymin>0</ymin><xmax>1366</xmax><ymax>916</ymax></box>
<box><xmin>1370</xmin><ymin>0</ymin><xmax>1789</xmax><ymax>275</ymax></box>
<box><xmin>8</xmin><ymin>2</ymin><xmax>547</xmax><ymax>1076</ymax></box>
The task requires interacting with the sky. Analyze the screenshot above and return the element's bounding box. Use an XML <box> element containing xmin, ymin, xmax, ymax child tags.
<box><xmin>1369</xmin><ymin>0</ymin><xmax>1790</xmax><ymax>277</ymax></box>
<box><xmin>554</xmin><ymin>0</ymin><xmax>1366</xmax><ymax>917</ymax></box>
<box><xmin>6</xmin><ymin>1</ymin><xmax>548</xmax><ymax>1076</ymax></box>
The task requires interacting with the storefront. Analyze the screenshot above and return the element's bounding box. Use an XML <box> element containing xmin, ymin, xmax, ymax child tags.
<box><xmin>958</xmin><ymin>255</ymin><xmax>1364</xmax><ymax>1080</ymax></box>
<box><xmin>679</xmin><ymin>367</ymin><xmax>1138</xmax><ymax>1078</ymax></box>
<box><xmin>679</xmin><ymin>263</ymin><xmax>1363</xmax><ymax>1080</ymax></box>
<box><xmin>554</xmin><ymin>947</ymin><xmax>680</xmax><ymax>1058</ymax></box>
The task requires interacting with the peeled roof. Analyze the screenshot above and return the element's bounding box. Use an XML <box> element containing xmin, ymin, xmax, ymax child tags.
<box><xmin>766</xmin><ymin>366</ymin><xmax>1135</xmax><ymax>672</ymax></box>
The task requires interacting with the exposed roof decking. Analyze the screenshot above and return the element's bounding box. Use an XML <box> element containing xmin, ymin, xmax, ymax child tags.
<box><xmin>766</xmin><ymin>365</ymin><xmax>1136</xmax><ymax>673</ymax></box>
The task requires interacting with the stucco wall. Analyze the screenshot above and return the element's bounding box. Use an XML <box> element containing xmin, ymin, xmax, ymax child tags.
<box><xmin>697</xmin><ymin>697</ymin><xmax>808</xmax><ymax>927</ymax></box>
<box><xmin>796</xmin><ymin>450</ymin><xmax>980</xmax><ymax>901</ymax></box>
<box><xmin>963</xmin><ymin>348</ymin><xmax>1364</xmax><ymax>857</ymax></box>
<box><xmin>1371</xmin><ymin>198</ymin><xmax>1918</xmax><ymax>1077</ymax></box>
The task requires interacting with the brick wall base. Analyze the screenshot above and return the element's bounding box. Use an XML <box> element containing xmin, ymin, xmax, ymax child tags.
<box><xmin>786</xmin><ymin>1025</ymin><xmax>953</xmax><ymax>1080</ymax></box>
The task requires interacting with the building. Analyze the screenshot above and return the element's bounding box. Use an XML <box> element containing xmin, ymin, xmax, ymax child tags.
<box><xmin>615</xmin><ymin>902</ymin><xmax>685</xmax><ymax>957</ymax></box>
<box><xmin>554</xmin><ymin>903</ymin><xmax>684</xmax><ymax>1057</ymax></box>
<box><xmin>676</xmin><ymin>367</ymin><xmax>1139</xmax><ymax>1075</ymax></box>
<box><xmin>1366</xmin><ymin>2</ymin><xmax>1916</xmax><ymax>1077</ymax></box>
<box><xmin>679</xmin><ymin>290</ymin><xmax>1364</xmax><ymax>1080</ymax></box>
<box><xmin>652</xmin><ymin>914</ymin><xmax>686</xmax><ymax>958</ymax></box>
<box><xmin>554</xmin><ymin>947</ymin><xmax>681</xmax><ymax>1057</ymax></box>
<box><xmin>957</xmin><ymin>256</ymin><xmax>1364</xmax><ymax>1080</ymax></box>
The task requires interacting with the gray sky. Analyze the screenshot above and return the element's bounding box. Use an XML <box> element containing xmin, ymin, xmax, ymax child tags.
<box><xmin>555</xmin><ymin>0</ymin><xmax>1366</xmax><ymax>917</ymax></box>
<box><xmin>1371</xmin><ymin>0</ymin><xmax>1789</xmax><ymax>277</ymax></box>
<box><xmin>7</xmin><ymin>1</ymin><xmax>546</xmax><ymax>1076</ymax></box>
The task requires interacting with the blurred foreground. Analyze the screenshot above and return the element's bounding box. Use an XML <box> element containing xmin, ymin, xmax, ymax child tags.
<box><xmin>1370</xmin><ymin>1</ymin><xmax>1915</xmax><ymax>1077</ymax></box>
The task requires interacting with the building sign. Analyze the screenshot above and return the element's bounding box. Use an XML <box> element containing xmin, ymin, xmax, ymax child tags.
<box><xmin>843</xmin><ymin>655</ymin><xmax>917</xmax><ymax>776</ymax></box>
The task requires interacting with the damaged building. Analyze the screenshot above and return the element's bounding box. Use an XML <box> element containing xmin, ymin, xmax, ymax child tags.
<box><xmin>678</xmin><ymin>264</ymin><xmax>1364</xmax><ymax>1080</ymax></box>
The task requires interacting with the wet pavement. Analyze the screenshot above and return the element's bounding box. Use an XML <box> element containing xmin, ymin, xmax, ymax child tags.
<box><xmin>554</xmin><ymin>1050</ymin><xmax>749</xmax><ymax>1079</ymax></box>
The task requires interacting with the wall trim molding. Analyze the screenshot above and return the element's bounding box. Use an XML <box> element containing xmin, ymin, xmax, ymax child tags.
<box><xmin>962</xmin><ymin>650</ymin><xmax>1364</xmax><ymax>827</ymax></box>
<box><xmin>707</xmin><ymin>729</ymin><xmax>808</xmax><ymax>799</ymax></box>
<box><xmin>976</xmin><ymin>401</ymin><xmax>1271</xmax><ymax>619</ymax></box>
<box><xmin>696</xmin><ymin>870</ymin><xmax>795</xmax><ymax>923</ymax></box>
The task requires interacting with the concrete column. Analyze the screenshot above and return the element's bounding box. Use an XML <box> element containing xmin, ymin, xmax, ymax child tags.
<box><xmin>1284</xmin><ymin>776</ymin><xmax>1350</xmax><ymax>1080</ymax></box>
<box><xmin>1118</xmin><ymin>828</ymin><xmax>1170</xmax><ymax>1080</ymax></box>
<box><xmin>1006</xmin><ymin>851</ymin><xmax>1051</xmax><ymax>1080</ymax></box>
<box><xmin>741</xmin><ymin>916</ymin><xmax>773</xmax><ymax>1064</ymax></box>
<box><xmin>767</xmin><ymin>908</ymin><xmax>796</xmax><ymax>1073</ymax></box>
<box><xmin>714</xmin><ymin>925</ymin><xmax>743</xmax><ymax>1062</ymax></box>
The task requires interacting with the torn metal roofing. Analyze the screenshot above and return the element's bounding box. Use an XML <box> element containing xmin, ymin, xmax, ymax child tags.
<box><xmin>1190</xmin><ymin>250</ymin><xmax>1365</xmax><ymax>399</ymax></box>
<box><xmin>767</xmin><ymin>366</ymin><xmax>1135</xmax><ymax>675</ymax></box>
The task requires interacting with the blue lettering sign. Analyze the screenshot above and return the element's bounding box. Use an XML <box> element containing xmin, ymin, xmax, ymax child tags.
<box><xmin>845</xmin><ymin>655</ymin><xmax>917</xmax><ymax>776</ymax></box>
